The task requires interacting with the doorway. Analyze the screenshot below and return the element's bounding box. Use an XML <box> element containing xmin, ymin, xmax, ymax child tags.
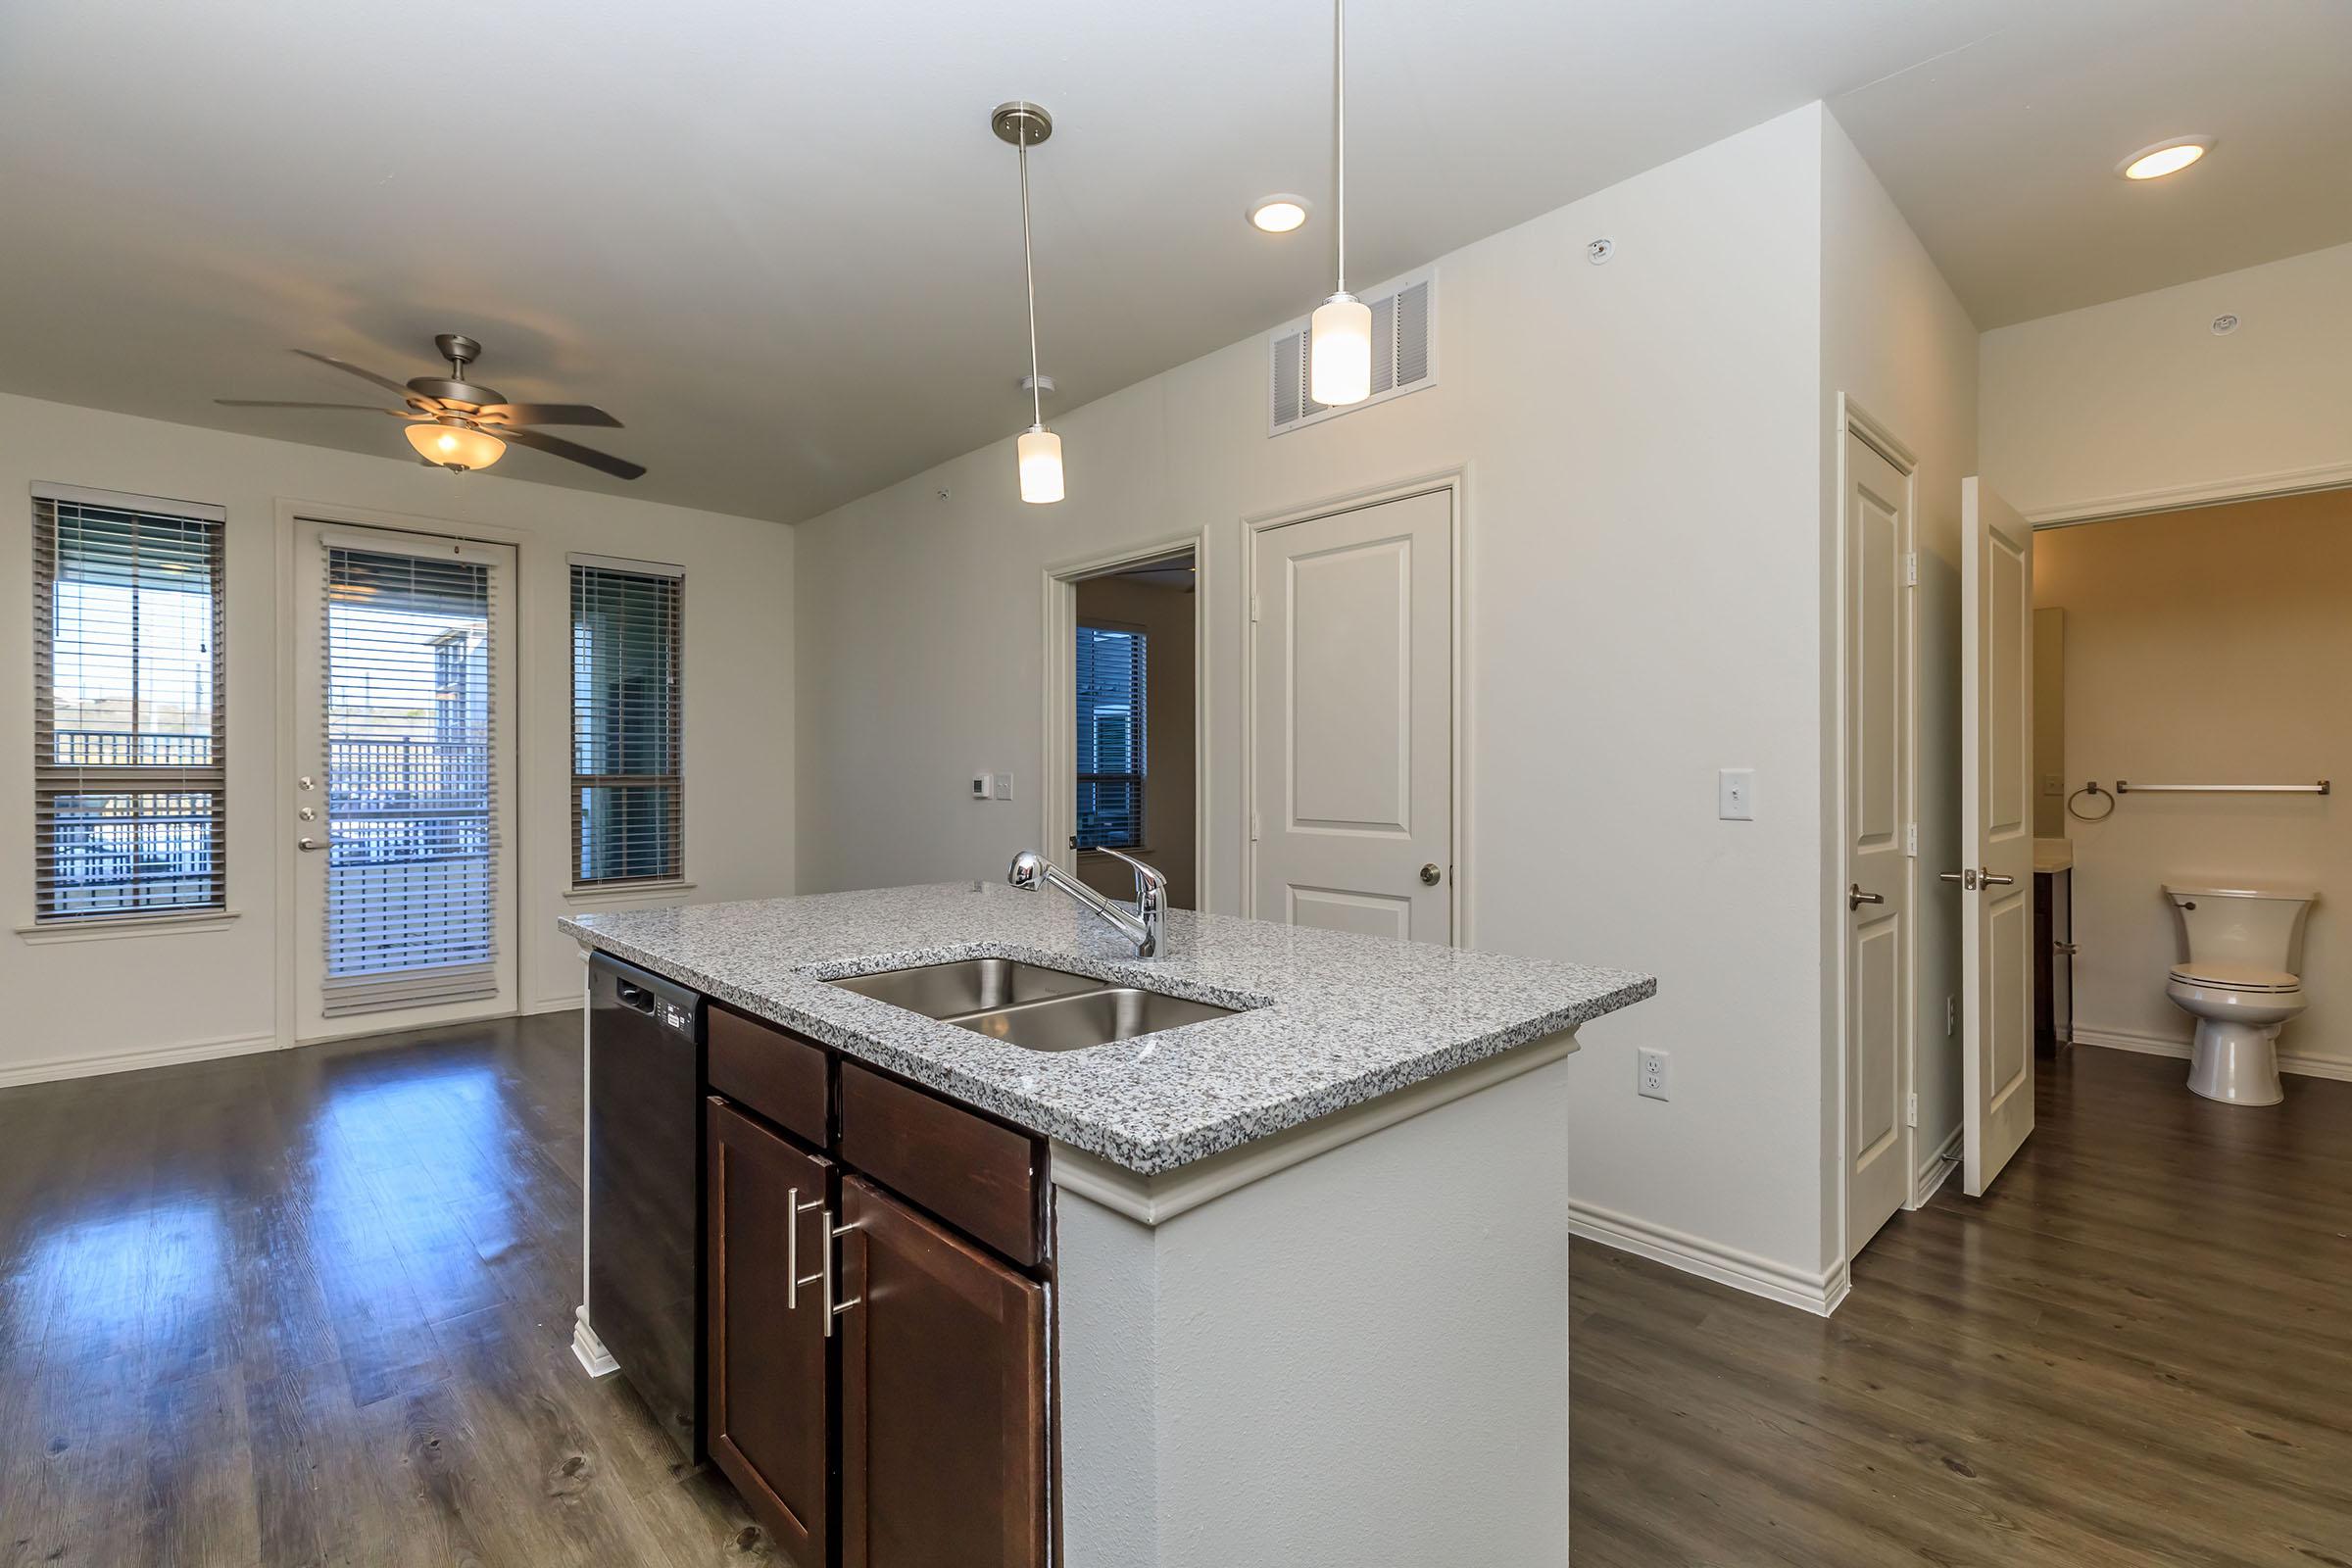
<box><xmin>291</xmin><ymin>519</ymin><xmax>518</xmax><ymax>1042</ymax></box>
<box><xmin>1043</xmin><ymin>540</ymin><xmax>1205</xmax><ymax>911</ymax></box>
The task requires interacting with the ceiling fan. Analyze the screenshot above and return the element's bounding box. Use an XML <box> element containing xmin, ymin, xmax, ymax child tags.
<box><xmin>218</xmin><ymin>332</ymin><xmax>646</xmax><ymax>479</ymax></box>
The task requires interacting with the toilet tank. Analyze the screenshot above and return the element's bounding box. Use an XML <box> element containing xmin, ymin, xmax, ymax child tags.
<box><xmin>2164</xmin><ymin>884</ymin><xmax>2317</xmax><ymax>972</ymax></box>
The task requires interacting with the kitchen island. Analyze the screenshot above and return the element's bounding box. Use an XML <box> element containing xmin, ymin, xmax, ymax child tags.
<box><xmin>564</xmin><ymin>882</ymin><xmax>1653</xmax><ymax>1568</ymax></box>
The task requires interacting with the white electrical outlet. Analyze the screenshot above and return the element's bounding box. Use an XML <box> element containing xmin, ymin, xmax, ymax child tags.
<box><xmin>1638</xmin><ymin>1047</ymin><xmax>1670</xmax><ymax>1101</ymax></box>
<box><xmin>1718</xmin><ymin>768</ymin><xmax>1755</xmax><ymax>820</ymax></box>
<box><xmin>993</xmin><ymin>772</ymin><xmax>1014</xmax><ymax>802</ymax></box>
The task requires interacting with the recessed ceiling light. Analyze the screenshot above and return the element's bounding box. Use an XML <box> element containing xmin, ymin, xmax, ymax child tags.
<box><xmin>1248</xmin><ymin>194</ymin><xmax>1312</xmax><ymax>233</ymax></box>
<box><xmin>2118</xmin><ymin>136</ymin><xmax>2213</xmax><ymax>180</ymax></box>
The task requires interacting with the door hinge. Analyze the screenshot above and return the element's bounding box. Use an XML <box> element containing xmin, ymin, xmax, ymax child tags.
<box><xmin>1250</xmin><ymin>809</ymin><xmax>1261</xmax><ymax>843</ymax></box>
<box><xmin>1905</xmin><ymin>823</ymin><xmax>1918</xmax><ymax>858</ymax></box>
<box><xmin>1903</xmin><ymin>551</ymin><xmax>1918</xmax><ymax>587</ymax></box>
<box><xmin>1250</xmin><ymin>593</ymin><xmax>1261</xmax><ymax>623</ymax></box>
<box><xmin>1906</xmin><ymin>1092</ymin><xmax>1919</xmax><ymax>1128</ymax></box>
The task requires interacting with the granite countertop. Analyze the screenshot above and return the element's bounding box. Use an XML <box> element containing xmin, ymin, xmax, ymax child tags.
<box><xmin>561</xmin><ymin>882</ymin><xmax>1654</xmax><ymax>1175</ymax></box>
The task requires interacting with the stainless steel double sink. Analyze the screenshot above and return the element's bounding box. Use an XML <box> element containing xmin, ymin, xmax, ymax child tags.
<box><xmin>826</xmin><ymin>956</ymin><xmax>1241</xmax><ymax>1052</ymax></box>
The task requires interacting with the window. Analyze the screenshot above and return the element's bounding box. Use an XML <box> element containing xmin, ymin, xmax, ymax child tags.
<box><xmin>570</xmin><ymin>559</ymin><xmax>683</xmax><ymax>885</ymax></box>
<box><xmin>1075</xmin><ymin>623</ymin><xmax>1146</xmax><ymax>850</ymax></box>
<box><xmin>32</xmin><ymin>488</ymin><xmax>227</xmax><ymax>921</ymax></box>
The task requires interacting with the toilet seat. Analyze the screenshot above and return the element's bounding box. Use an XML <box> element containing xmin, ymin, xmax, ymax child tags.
<box><xmin>2167</xmin><ymin>960</ymin><xmax>2300</xmax><ymax>994</ymax></box>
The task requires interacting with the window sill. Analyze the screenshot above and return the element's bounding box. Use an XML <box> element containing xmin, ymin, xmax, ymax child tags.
<box><xmin>17</xmin><ymin>908</ymin><xmax>243</xmax><ymax>944</ymax></box>
<box><xmin>564</xmin><ymin>880</ymin><xmax>698</xmax><ymax>906</ymax></box>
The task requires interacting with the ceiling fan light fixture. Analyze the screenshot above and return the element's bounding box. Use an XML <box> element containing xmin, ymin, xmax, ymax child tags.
<box><xmin>405</xmin><ymin>419</ymin><xmax>507</xmax><ymax>471</ymax></box>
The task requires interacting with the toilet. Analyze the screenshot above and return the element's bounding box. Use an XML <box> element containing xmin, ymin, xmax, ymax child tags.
<box><xmin>2162</xmin><ymin>884</ymin><xmax>2316</xmax><ymax>1105</ymax></box>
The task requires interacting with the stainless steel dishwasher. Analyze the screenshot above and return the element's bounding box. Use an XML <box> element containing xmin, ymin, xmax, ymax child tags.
<box><xmin>587</xmin><ymin>953</ymin><xmax>705</xmax><ymax>1459</ymax></box>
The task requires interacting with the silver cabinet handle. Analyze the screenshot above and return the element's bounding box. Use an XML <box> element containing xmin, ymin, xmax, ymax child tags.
<box><xmin>1848</xmin><ymin>884</ymin><xmax>1884</xmax><ymax>909</ymax></box>
<box><xmin>786</xmin><ymin>1187</ymin><xmax>824</xmax><ymax>1309</ymax></box>
<box><xmin>819</xmin><ymin>1211</ymin><xmax>862</xmax><ymax>1337</ymax></box>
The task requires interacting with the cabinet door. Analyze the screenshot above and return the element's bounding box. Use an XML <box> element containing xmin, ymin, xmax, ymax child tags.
<box><xmin>840</xmin><ymin>1177</ymin><xmax>1048</xmax><ymax>1568</ymax></box>
<box><xmin>707</xmin><ymin>1098</ymin><xmax>835</xmax><ymax>1568</ymax></box>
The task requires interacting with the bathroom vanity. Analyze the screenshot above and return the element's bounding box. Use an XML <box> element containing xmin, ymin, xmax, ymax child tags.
<box><xmin>562</xmin><ymin>882</ymin><xmax>1653</xmax><ymax>1567</ymax></box>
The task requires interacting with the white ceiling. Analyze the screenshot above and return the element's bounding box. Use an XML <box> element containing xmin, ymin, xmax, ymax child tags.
<box><xmin>3</xmin><ymin>0</ymin><xmax>2345</xmax><ymax>523</ymax></box>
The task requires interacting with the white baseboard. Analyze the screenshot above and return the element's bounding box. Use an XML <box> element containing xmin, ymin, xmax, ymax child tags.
<box><xmin>0</xmin><ymin>1030</ymin><xmax>281</xmax><ymax>1090</ymax></box>
<box><xmin>522</xmin><ymin>994</ymin><xmax>586</xmax><ymax>1016</ymax></box>
<box><xmin>2073</xmin><ymin>1024</ymin><xmax>2352</xmax><ymax>1084</ymax></box>
<box><xmin>571</xmin><ymin>1305</ymin><xmax>617</xmax><ymax>1378</ymax></box>
<box><xmin>1570</xmin><ymin>1199</ymin><xmax>1847</xmax><ymax>1317</ymax></box>
<box><xmin>1907</xmin><ymin>1125</ymin><xmax>1962</xmax><ymax>1209</ymax></box>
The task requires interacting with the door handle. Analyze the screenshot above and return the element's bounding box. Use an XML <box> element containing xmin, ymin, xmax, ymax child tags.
<box><xmin>815</xmin><ymin>1211</ymin><xmax>861</xmax><ymax>1338</ymax></box>
<box><xmin>1419</xmin><ymin>862</ymin><xmax>1443</xmax><ymax>887</ymax></box>
<box><xmin>1848</xmin><ymin>884</ymin><xmax>1885</xmax><ymax>910</ymax></box>
<box><xmin>2053</xmin><ymin>941</ymin><xmax>2080</xmax><ymax>956</ymax></box>
<box><xmin>297</xmin><ymin>837</ymin><xmax>327</xmax><ymax>852</ymax></box>
<box><xmin>1981</xmin><ymin>872</ymin><xmax>2017</xmax><ymax>887</ymax></box>
<box><xmin>1938</xmin><ymin>867</ymin><xmax>2014</xmax><ymax>890</ymax></box>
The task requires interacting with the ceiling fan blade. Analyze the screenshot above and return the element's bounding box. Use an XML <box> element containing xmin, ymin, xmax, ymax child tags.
<box><xmin>495</xmin><ymin>425</ymin><xmax>646</xmax><ymax>480</ymax></box>
<box><xmin>478</xmin><ymin>402</ymin><xmax>622</xmax><ymax>428</ymax></box>
<box><xmin>291</xmin><ymin>348</ymin><xmax>419</xmax><ymax>401</ymax></box>
<box><xmin>216</xmin><ymin>399</ymin><xmax>405</xmax><ymax>415</ymax></box>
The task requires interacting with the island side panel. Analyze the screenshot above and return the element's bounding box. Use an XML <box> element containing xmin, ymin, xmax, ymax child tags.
<box><xmin>1054</xmin><ymin>1051</ymin><xmax>1574</xmax><ymax>1568</ymax></box>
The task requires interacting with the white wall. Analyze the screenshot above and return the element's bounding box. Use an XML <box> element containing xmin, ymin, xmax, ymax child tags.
<box><xmin>1982</xmin><ymin>241</ymin><xmax>2352</xmax><ymax>521</ymax></box>
<box><xmin>1818</xmin><ymin>114</ymin><xmax>1982</xmax><ymax>1223</ymax></box>
<box><xmin>2035</xmin><ymin>491</ymin><xmax>2352</xmax><ymax>1077</ymax></box>
<box><xmin>0</xmin><ymin>391</ymin><xmax>795</xmax><ymax>1084</ymax></box>
<box><xmin>797</xmin><ymin>107</ymin><xmax>1849</xmax><ymax>1295</ymax></box>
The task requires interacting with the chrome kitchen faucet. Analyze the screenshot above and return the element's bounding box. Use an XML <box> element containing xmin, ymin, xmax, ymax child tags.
<box><xmin>1007</xmin><ymin>848</ymin><xmax>1166</xmax><ymax>959</ymax></box>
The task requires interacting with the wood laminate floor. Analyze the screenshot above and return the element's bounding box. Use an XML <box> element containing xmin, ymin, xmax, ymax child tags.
<box><xmin>1</xmin><ymin>1018</ymin><xmax>2344</xmax><ymax>1566</ymax></box>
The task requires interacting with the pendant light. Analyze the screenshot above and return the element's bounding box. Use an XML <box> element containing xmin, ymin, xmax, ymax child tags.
<box><xmin>1309</xmin><ymin>0</ymin><xmax>1372</xmax><ymax>407</ymax></box>
<box><xmin>995</xmin><ymin>100</ymin><xmax>1064</xmax><ymax>504</ymax></box>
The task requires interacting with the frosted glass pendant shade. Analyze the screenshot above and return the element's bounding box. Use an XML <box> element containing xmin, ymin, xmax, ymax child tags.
<box><xmin>1017</xmin><ymin>425</ymin><xmax>1064</xmax><ymax>504</ymax></box>
<box><xmin>405</xmin><ymin>421</ymin><xmax>507</xmax><ymax>470</ymax></box>
<box><xmin>1309</xmin><ymin>293</ymin><xmax>1373</xmax><ymax>406</ymax></box>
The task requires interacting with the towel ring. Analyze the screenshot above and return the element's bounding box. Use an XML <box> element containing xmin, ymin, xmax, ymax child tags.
<box><xmin>2066</xmin><ymin>781</ymin><xmax>2116</xmax><ymax>822</ymax></box>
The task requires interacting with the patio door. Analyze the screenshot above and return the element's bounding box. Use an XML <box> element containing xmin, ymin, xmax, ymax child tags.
<box><xmin>293</xmin><ymin>520</ymin><xmax>516</xmax><ymax>1041</ymax></box>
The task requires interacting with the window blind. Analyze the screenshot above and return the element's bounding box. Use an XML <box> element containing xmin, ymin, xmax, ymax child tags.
<box><xmin>570</xmin><ymin>562</ymin><xmax>683</xmax><ymax>885</ymax></box>
<box><xmin>1074</xmin><ymin>624</ymin><xmax>1146</xmax><ymax>851</ymax></box>
<box><xmin>32</xmin><ymin>495</ymin><xmax>226</xmax><ymax>921</ymax></box>
<box><xmin>321</xmin><ymin>545</ymin><xmax>498</xmax><ymax>1015</ymax></box>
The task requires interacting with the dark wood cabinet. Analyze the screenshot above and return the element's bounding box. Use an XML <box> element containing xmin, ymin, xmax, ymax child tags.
<box><xmin>840</xmin><ymin>1175</ymin><xmax>1048</xmax><ymax>1568</ymax></box>
<box><xmin>706</xmin><ymin>1098</ymin><xmax>836</xmax><ymax>1568</ymax></box>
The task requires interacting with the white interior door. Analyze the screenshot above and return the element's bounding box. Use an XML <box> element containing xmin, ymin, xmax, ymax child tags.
<box><xmin>293</xmin><ymin>520</ymin><xmax>517</xmax><ymax>1041</ymax></box>
<box><xmin>1844</xmin><ymin>432</ymin><xmax>1913</xmax><ymax>1251</ymax></box>
<box><xmin>1250</xmin><ymin>489</ymin><xmax>1451</xmax><ymax>943</ymax></box>
<box><xmin>1959</xmin><ymin>477</ymin><xmax>2034</xmax><ymax>1196</ymax></box>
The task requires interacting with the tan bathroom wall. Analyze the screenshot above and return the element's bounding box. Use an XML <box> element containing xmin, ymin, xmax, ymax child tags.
<box><xmin>2032</xmin><ymin>609</ymin><xmax>2066</xmax><ymax>840</ymax></box>
<box><xmin>2034</xmin><ymin>489</ymin><xmax>2352</xmax><ymax>1078</ymax></box>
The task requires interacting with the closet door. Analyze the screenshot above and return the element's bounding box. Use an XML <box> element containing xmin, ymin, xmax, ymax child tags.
<box><xmin>839</xmin><ymin>1176</ymin><xmax>1047</xmax><ymax>1568</ymax></box>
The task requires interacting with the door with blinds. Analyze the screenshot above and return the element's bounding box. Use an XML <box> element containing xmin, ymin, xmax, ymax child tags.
<box><xmin>294</xmin><ymin>521</ymin><xmax>516</xmax><ymax>1040</ymax></box>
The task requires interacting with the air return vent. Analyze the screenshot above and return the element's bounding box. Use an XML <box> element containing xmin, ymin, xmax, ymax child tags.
<box><xmin>1268</xmin><ymin>268</ymin><xmax>1438</xmax><ymax>436</ymax></box>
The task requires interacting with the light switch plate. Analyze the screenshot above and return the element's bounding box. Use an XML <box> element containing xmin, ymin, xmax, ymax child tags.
<box><xmin>971</xmin><ymin>774</ymin><xmax>991</xmax><ymax>800</ymax></box>
<box><xmin>1718</xmin><ymin>768</ymin><xmax>1755</xmax><ymax>821</ymax></box>
<box><xmin>993</xmin><ymin>772</ymin><xmax>1013</xmax><ymax>802</ymax></box>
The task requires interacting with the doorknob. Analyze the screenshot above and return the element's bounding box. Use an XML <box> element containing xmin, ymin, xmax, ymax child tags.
<box><xmin>1419</xmin><ymin>863</ymin><xmax>1443</xmax><ymax>886</ymax></box>
<box><xmin>1981</xmin><ymin>871</ymin><xmax>2017</xmax><ymax>887</ymax></box>
<box><xmin>1939</xmin><ymin>868</ymin><xmax>1979</xmax><ymax>890</ymax></box>
<box><xmin>1848</xmin><ymin>884</ymin><xmax>1885</xmax><ymax>910</ymax></box>
<box><xmin>297</xmin><ymin>837</ymin><xmax>326</xmax><ymax>852</ymax></box>
<box><xmin>1939</xmin><ymin>867</ymin><xmax>2015</xmax><ymax>890</ymax></box>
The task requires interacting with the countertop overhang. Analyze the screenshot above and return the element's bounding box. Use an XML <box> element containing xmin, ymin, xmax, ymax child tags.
<box><xmin>562</xmin><ymin>883</ymin><xmax>1655</xmax><ymax>1175</ymax></box>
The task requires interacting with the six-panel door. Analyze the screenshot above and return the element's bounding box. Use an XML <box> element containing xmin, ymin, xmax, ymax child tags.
<box><xmin>707</xmin><ymin>1098</ymin><xmax>835</xmax><ymax>1568</ymax></box>
<box><xmin>840</xmin><ymin>1176</ymin><xmax>1048</xmax><ymax>1568</ymax></box>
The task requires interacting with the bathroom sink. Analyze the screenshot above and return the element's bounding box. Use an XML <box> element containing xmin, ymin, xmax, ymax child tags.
<box><xmin>826</xmin><ymin>957</ymin><xmax>1104</xmax><ymax>1018</ymax></box>
<box><xmin>949</xmin><ymin>988</ymin><xmax>1243</xmax><ymax>1053</ymax></box>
